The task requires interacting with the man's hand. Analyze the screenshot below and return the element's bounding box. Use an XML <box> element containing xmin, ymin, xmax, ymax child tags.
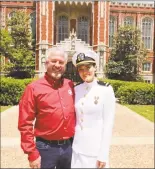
<box><xmin>96</xmin><ymin>160</ymin><xmax>106</xmax><ymax>168</ymax></box>
<box><xmin>29</xmin><ymin>156</ymin><xmax>41</xmax><ymax>168</ymax></box>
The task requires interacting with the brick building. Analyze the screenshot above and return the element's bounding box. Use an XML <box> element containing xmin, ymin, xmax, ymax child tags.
<box><xmin>0</xmin><ymin>1</ymin><xmax>154</xmax><ymax>83</ymax></box>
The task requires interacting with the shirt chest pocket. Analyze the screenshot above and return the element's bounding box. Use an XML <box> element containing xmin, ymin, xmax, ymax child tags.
<box><xmin>36</xmin><ymin>92</ymin><xmax>60</xmax><ymax>110</ymax></box>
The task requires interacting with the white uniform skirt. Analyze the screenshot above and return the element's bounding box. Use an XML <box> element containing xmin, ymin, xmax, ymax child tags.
<box><xmin>71</xmin><ymin>150</ymin><xmax>109</xmax><ymax>168</ymax></box>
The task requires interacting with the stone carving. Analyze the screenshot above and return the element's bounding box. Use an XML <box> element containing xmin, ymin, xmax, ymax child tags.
<box><xmin>70</xmin><ymin>28</ymin><xmax>76</xmax><ymax>51</ymax></box>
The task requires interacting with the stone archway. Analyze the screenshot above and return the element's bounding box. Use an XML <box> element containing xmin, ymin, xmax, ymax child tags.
<box><xmin>63</xmin><ymin>61</ymin><xmax>82</xmax><ymax>82</ymax></box>
<box><xmin>53</xmin><ymin>29</ymin><xmax>92</xmax><ymax>82</ymax></box>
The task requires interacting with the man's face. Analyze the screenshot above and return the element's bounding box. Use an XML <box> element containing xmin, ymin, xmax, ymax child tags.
<box><xmin>46</xmin><ymin>51</ymin><xmax>66</xmax><ymax>80</ymax></box>
<box><xmin>77</xmin><ymin>63</ymin><xmax>96</xmax><ymax>83</ymax></box>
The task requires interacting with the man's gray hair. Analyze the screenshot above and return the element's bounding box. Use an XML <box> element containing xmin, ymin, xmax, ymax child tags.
<box><xmin>47</xmin><ymin>47</ymin><xmax>68</xmax><ymax>62</ymax></box>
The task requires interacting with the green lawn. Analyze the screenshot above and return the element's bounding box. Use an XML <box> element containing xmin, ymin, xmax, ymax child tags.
<box><xmin>125</xmin><ymin>105</ymin><xmax>154</xmax><ymax>122</ymax></box>
<box><xmin>1</xmin><ymin>106</ymin><xmax>12</xmax><ymax>113</ymax></box>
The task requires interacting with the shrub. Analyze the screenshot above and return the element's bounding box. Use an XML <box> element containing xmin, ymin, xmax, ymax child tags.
<box><xmin>0</xmin><ymin>77</ymin><xmax>33</xmax><ymax>105</ymax></box>
<box><xmin>117</xmin><ymin>83</ymin><xmax>154</xmax><ymax>105</ymax></box>
<box><xmin>99</xmin><ymin>79</ymin><xmax>131</xmax><ymax>97</ymax></box>
<box><xmin>98</xmin><ymin>78</ymin><xmax>154</xmax><ymax>105</ymax></box>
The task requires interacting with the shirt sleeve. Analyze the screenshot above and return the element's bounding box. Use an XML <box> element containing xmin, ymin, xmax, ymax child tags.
<box><xmin>97</xmin><ymin>85</ymin><xmax>116</xmax><ymax>162</ymax></box>
<box><xmin>18</xmin><ymin>85</ymin><xmax>40</xmax><ymax>161</ymax></box>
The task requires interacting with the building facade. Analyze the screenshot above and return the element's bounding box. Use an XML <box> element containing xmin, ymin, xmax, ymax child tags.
<box><xmin>0</xmin><ymin>1</ymin><xmax>154</xmax><ymax>83</ymax></box>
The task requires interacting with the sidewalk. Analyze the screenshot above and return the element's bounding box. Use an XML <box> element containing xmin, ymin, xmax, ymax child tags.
<box><xmin>1</xmin><ymin>104</ymin><xmax>154</xmax><ymax>168</ymax></box>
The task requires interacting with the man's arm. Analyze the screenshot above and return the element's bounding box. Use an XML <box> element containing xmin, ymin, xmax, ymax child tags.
<box><xmin>97</xmin><ymin>85</ymin><xmax>116</xmax><ymax>163</ymax></box>
<box><xmin>18</xmin><ymin>85</ymin><xmax>40</xmax><ymax>162</ymax></box>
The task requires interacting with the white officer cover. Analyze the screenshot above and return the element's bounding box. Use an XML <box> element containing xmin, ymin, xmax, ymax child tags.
<box><xmin>72</xmin><ymin>50</ymin><xmax>99</xmax><ymax>67</ymax></box>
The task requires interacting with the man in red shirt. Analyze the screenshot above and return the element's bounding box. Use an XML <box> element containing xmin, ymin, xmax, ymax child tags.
<box><xmin>18</xmin><ymin>47</ymin><xmax>76</xmax><ymax>168</ymax></box>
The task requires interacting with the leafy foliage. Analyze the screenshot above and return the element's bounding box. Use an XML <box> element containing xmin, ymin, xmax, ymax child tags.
<box><xmin>117</xmin><ymin>83</ymin><xmax>154</xmax><ymax>105</ymax></box>
<box><xmin>1</xmin><ymin>10</ymin><xmax>35</xmax><ymax>78</ymax></box>
<box><xmin>99</xmin><ymin>78</ymin><xmax>154</xmax><ymax>105</ymax></box>
<box><xmin>0</xmin><ymin>77</ymin><xmax>34</xmax><ymax>105</ymax></box>
<box><xmin>106</xmin><ymin>26</ymin><xmax>147</xmax><ymax>81</ymax></box>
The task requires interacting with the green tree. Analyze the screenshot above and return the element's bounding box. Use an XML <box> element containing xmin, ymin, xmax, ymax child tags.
<box><xmin>0</xmin><ymin>29</ymin><xmax>13</xmax><ymax>72</ymax></box>
<box><xmin>0</xmin><ymin>29</ymin><xmax>13</xmax><ymax>57</ymax></box>
<box><xmin>105</xmin><ymin>26</ymin><xmax>147</xmax><ymax>81</ymax></box>
<box><xmin>2</xmin><ymin>10</ymin><xmax>35</xmax><ymax>78</ymax></box>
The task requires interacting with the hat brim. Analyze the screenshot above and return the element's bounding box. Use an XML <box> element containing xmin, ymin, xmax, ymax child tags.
<box><xmin>76</xmin><ymin>60</ymin><xmax>96</xmax><ymax>67</ymax></box>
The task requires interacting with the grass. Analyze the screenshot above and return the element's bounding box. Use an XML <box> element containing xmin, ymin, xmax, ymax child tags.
<box><xmin>1</xmin><ymin>106</ymin><xmax>12</xmax><ymax>113</ymax></box>
<box><xmin>125</xmin><ymin>105</ymin><xmax>154</xmax><ymax>122</ymax></box>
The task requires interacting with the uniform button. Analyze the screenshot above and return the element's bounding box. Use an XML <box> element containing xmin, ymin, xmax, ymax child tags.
<box><xmin>64</xmin><ymin>127</ymin><xmax>67</xmax><ymax>130</ymax></box>
<box><xmin>81</xmin><ymin>102</ymin><xmax>84</xmax><ymax>105</ymax></box>
<box><xmin>81</xmin><ymin>111</ymin><xmax>83</xmax><ymax>114</ymax></box>
<box><xmin>81</xmin><ymin>119</ymin><xmax>83</xmax><ymax>122</ymax></box>
<box><xmin>64</xmin><ymin>117</ymin><xmax>68</xmax><ymax>120</ymax></box>
<box><xmin>84</xmin><ymin>94</ymin><xmax>86</xmax><ymax>97</ymax></box>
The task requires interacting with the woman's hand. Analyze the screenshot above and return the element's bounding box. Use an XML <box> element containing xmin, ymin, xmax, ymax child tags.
<box><xmin>96</xmin><ymin>160</ymin><xmax>106</xmax><ymax>168</ymax></box>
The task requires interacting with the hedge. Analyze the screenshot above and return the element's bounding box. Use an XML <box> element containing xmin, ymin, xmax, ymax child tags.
<box><xmin>100</xmin><ymin>79</ymin><xmax>154</xmax><ymax>104</ymax></box>
<box><xmin>1</xmin><ymin>77</ymin><xmax>154</xmax><ymax>105</ymax></box>
<box><xmin>0</xmin><ymin>77</ymin><xmax>33</xmax><ymax>105</ymax></box>
<box><xmin>116</xmin><ymin>83</ymin><xmax>154</xmax><ymax>105</ymax></box>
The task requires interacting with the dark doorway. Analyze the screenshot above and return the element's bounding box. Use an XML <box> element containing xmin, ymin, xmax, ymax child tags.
<box><xmin>70</xmin><ymin>19</ymin><xmax>76</xmax><ymax>32</ymax></box>
<box><xmin>63</xmin><ymin>61</ymin><xmax>82</xmax><ymax>83</ymax></box>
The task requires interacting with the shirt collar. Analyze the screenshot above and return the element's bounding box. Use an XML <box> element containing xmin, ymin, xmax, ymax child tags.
<box><xmin>83</xmin><ymin>78</ymin><xmax>97</xmax><ymax>89</ymax></box>
<box><xmin>44</xmin><ymin>72</ymin><xmax>64</xmax><ymax>89</ymax></box>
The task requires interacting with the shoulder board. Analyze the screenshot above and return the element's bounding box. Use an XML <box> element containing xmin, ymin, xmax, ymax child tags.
<box><xmin>97</xmin><ymin>80</ymin><xmax>110</xmax><ymax>87</ymax></box>
<box><xmin>74</xmin><ymin>82</ymin><xmax>82</xmax><ymax>87</ymax></box>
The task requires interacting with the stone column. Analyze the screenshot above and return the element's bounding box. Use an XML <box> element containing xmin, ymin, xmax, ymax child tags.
<box><xmin>96</xmin><ymin>43</ymin><xmax>105</xmax><ymax>79</ymax></box>
<box><xmin>38</xmin><ymin>40</ymin><xmax>48</xmax><ymax>77</ymax></box>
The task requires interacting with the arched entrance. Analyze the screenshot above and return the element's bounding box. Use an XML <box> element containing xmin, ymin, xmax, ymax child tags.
<box><xmin>63</xmin><ymin>61</ymin><xmax>82</xmax><ymax>83</ymax></box>
<box><xmin>53</xmin><ymin>28</ymin><xmax>92</xmax><ymax>82</ymax></box>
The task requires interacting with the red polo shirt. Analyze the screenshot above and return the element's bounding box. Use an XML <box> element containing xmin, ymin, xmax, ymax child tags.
<box><xmin>18</xmin><ymin>74</ymin><xmax>76</xmax><ymax>161</ymax></box>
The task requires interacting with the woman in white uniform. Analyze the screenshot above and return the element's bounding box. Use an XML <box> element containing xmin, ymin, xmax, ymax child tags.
<box><xmin>71</xmin><ymin>50</ymin><xmax>116</xmax><ymax>168</ymax></box>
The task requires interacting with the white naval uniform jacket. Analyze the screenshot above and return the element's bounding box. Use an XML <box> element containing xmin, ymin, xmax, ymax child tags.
<box><xmin>72</xmin><ymin>79</ymin><xmax>115</xmax><ymax>162</ymax></box>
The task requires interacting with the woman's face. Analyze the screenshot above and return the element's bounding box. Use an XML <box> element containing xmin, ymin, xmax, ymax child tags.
<box><xmin>77</xmin><ymin>64</ymin><xmax>96</xmax><ymax>83</ymax></box>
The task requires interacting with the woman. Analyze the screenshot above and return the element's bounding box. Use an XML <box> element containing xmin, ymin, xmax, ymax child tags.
<box><xmin>71</xmin><ymin>50</ymin><xmax>116</xmax><ymax>168</ymax></box>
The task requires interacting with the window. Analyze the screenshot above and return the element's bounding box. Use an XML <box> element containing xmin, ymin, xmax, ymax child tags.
<box><xmin>30</xmin><ymin>12</ymin><xmax>36</xmax><ymax>42</ymax></box>
<box><xmin>144</xmin><ymin>80</ymin><xmax>151</xmax><ymax>83</ymax></box>
<box><xmin>57</xmin><ymin>15</ymin><xmax>69</xmax><ymax>42</ymax></box>
<box><xmin>124</xmin><ymin>16</ymin><xmax>134</xmax><ymax>26</ymax></box>
<box><xmin>142</xmin><ymin>63</ymin><xmax>151</xmax><ymax>71</ymax></box>
<box><xmin>142</xmin><ymin>17</ymin><xmax>152</xmax><ymax>49</ymax></box>
<box><xmin>8</xmin><ymin>11</ymin><xmax>15</xmax><ymax>18</ymax></box>
<box><xmin>8</xmin><ymin>11</ymin><xmax>15</xmax><ymax>32</ymax></box>
<box><xmin>109</xmin><ymin>16</ymin><xmax>115</xmax><ymax>47</ymax></box>
<box><xmin>77</xmin><ymin>16</ymin><xmax>89</xmax><ymax>43</ymax></box>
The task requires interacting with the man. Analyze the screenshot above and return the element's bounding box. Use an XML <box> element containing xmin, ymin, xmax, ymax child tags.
<box><xmin>18</xmin><ymin>47</ymin><xmax>76</xmax><ymax>168</ymax></box>
<box><xmin>71</xmin><ymin>50</ymin><xmax>115</xmax><ymax>168</ymax></box>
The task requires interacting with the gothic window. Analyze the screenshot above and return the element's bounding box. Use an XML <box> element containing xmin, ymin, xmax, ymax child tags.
<box><xmin>8</xmin><ymin>11</ymin><xmax>15</xmax><ymax>32</ymax></box>
<box><xmin>109</xmin><ymin>16</ymin><xmax>115</xmax><ymax>47</ymax></box>
<box><xmin>142</xmin><ymin>17</ymin><xmax>152</xmax><ymax>49</ymax></box>
<box><xmin>144</xmin><ymin>80</ymin><xmax>151</xmax><ymax>83</ymax></box>
<box><xmin>77</xmin><ymin>16</ymin><xmax>89</xmax><ymax>43</ymax></box>
<box><xmin>8</xmin><ymin>11</ymin><xmax>15</xmax><ymax>18</ymax></box>
<box><xmin>30</xmin><ymin>12</ymin><xmax>36</xmax><ymax>44</ymax></box>
<box><xmin>142</xmin><ymin>62</ymin><xmax>151</xmax><ymax>71</ymax></box>
<box><xmin>124</xmin><ymin>16</ymin><xmax>134</xmax><ymax>26</ymax></box>
<box><xmin>0</xmin><ymin>9</ymin><xmax>5</xmax><ymax>28</ymax></box>
<box><xmin>57</xmin><ymin>15</ymin><xmax>69</xmax><ymax>42</ymax></box>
